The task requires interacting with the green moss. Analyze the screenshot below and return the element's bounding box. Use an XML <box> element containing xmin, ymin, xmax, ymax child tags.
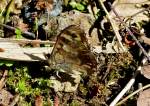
<box><xmin>70</xmin><ymin>100</ymin><xmax>81</xmax><ymax>106</ymax></box>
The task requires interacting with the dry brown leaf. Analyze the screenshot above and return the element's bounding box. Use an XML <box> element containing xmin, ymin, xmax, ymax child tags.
<box><xmin>137</xmin><ymin>88</ymin><xmax>150</xmax><ymax>106</ymax></box>
<box><xmin>141</xmin><ymin>65</ymin><xmax>150</xmax><ymax>79</ymax></box>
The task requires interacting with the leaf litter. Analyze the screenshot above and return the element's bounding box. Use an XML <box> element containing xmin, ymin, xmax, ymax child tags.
<box><xmin>0</xmin><ymin>0</ymin><xmax>150</xmax><ymax>105</ymax></box>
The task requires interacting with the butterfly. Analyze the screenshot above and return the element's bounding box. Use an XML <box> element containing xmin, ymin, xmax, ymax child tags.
<box><xmin>45</xmin><ymin>25</ymin><xmax>97</xmax><ymax>76</ymax></box>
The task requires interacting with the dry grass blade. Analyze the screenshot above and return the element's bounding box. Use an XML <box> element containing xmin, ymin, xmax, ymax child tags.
<box><xmin>0</xmin><ymin>38</ymin><xmax>55</xmax><ymax>45</ymax></box>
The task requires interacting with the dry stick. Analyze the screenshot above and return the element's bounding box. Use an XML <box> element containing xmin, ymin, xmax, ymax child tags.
<box><xmin>0</xmin><ymin>70</ymin><xmax>8</xmax><ymax>90</ymax></box>
<box><xmin>0</xmin><ymin>38</ymin><xmax>55</xmax><ymax>45</ymax></box>
<box><xmin>110</xmin><ymin>51</ymin><xmax>149</xmax><ymax>106</ymax></box>
<box><xmin>98</xmin><ymin>0</ymin><xmax>126</xmax><ymax>52</ymax></box>
<box><xmin>108</xmin><ymin>2</ymin><xmax>150</xmax><ymax>62</ymax></box>
<box><xmin>0</xmin><ymin>23</ymin><xmax>35</xmax><ymax>39</ymax></box>
<box><xmin>116</xmin><ymin>84</ymin><xmax>150</xmax><ymax>106</ymax></box>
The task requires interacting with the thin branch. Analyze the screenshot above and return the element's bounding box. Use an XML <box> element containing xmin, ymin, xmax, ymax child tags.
<box><xmin>0</xmin><ymin>38</ymin><xmax>55</xmax><ymax>45</ymax></box>
<box><xmin>108</xmin><ymin>2</ymin><xmax>150</xmax><ymax>62</ymax></box>
<box><xmin>0</xmin><ymin>23</ymin><xmax>35</xmax><ymax>39</ymax></box>
<box><xmin>0</xmin><ymin>70</ymin><xmax>8</xmax><ymax>90</ymax></box>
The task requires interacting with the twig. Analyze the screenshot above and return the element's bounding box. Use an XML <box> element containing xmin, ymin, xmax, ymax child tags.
<box><xmin>0</xmin><ymin>70</ymin><xmax>8</xmax><ymax>90</ymax></box>
<box><xmin>0</xmin><ymin>23</ymin><xmax>35</xmax><ymax>38</ymax></box>
<box><xmin>98</xmin><ymin>0</ymin><xmax>126</xmax><ymax>52</ymax></box>
<box><xmin>109</xmin><ymin>50</ymin><xmax>150</xmax><ymax>106</ymax></box>
<box><xmin>116</xmin><ymin>84</ymin><xmax>150</xmax><ymax>106</ymax></box>
<box><xmin>0</xmin><ymin>38</ymin><xmax>55</xmax><ymax>45</ymax></box>
<box><xmin>108</xmin><ymin>2</ymin><xmax>150</xmax><ymax>62</ymax></box>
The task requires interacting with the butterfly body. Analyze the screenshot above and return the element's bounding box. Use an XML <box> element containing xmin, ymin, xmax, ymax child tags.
<box><xmin>47</xmin><ymin>25</ymin><xmax>97</xmax><ymax>75</ymax></box>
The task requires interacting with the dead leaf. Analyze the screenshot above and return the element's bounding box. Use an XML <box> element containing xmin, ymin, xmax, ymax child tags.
<box><xmin>141</xmin><ymin>65</ymin><xmax>150</xmax><ymax>79</ymax></box>
<box><xmin>137</xmin><ymin>88</ymin><xmax>150</xmax><ymax>106</ymax></box>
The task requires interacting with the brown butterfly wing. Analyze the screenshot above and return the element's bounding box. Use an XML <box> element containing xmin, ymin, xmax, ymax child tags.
<box><xmin>49</xmin><ymin>25</ymin><xmax>97</xmax><ymax>75</ymax></box>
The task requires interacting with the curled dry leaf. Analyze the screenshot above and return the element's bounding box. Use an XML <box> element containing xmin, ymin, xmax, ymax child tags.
<box><xmin>141</xmin><ymin>65</ymin><xmax>150</xmax><ymax>79</ymax></box>
<box><xmin>137</xmin><ymin>88</ymin><xmax>150</xmax><ymax>106</ymax></box>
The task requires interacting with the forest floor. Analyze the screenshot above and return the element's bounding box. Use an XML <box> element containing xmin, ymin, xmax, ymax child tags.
<box><xmin>0</xmin><ymin>0</ymin><xmax>150</xmax><ymax>106</ymax></box>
